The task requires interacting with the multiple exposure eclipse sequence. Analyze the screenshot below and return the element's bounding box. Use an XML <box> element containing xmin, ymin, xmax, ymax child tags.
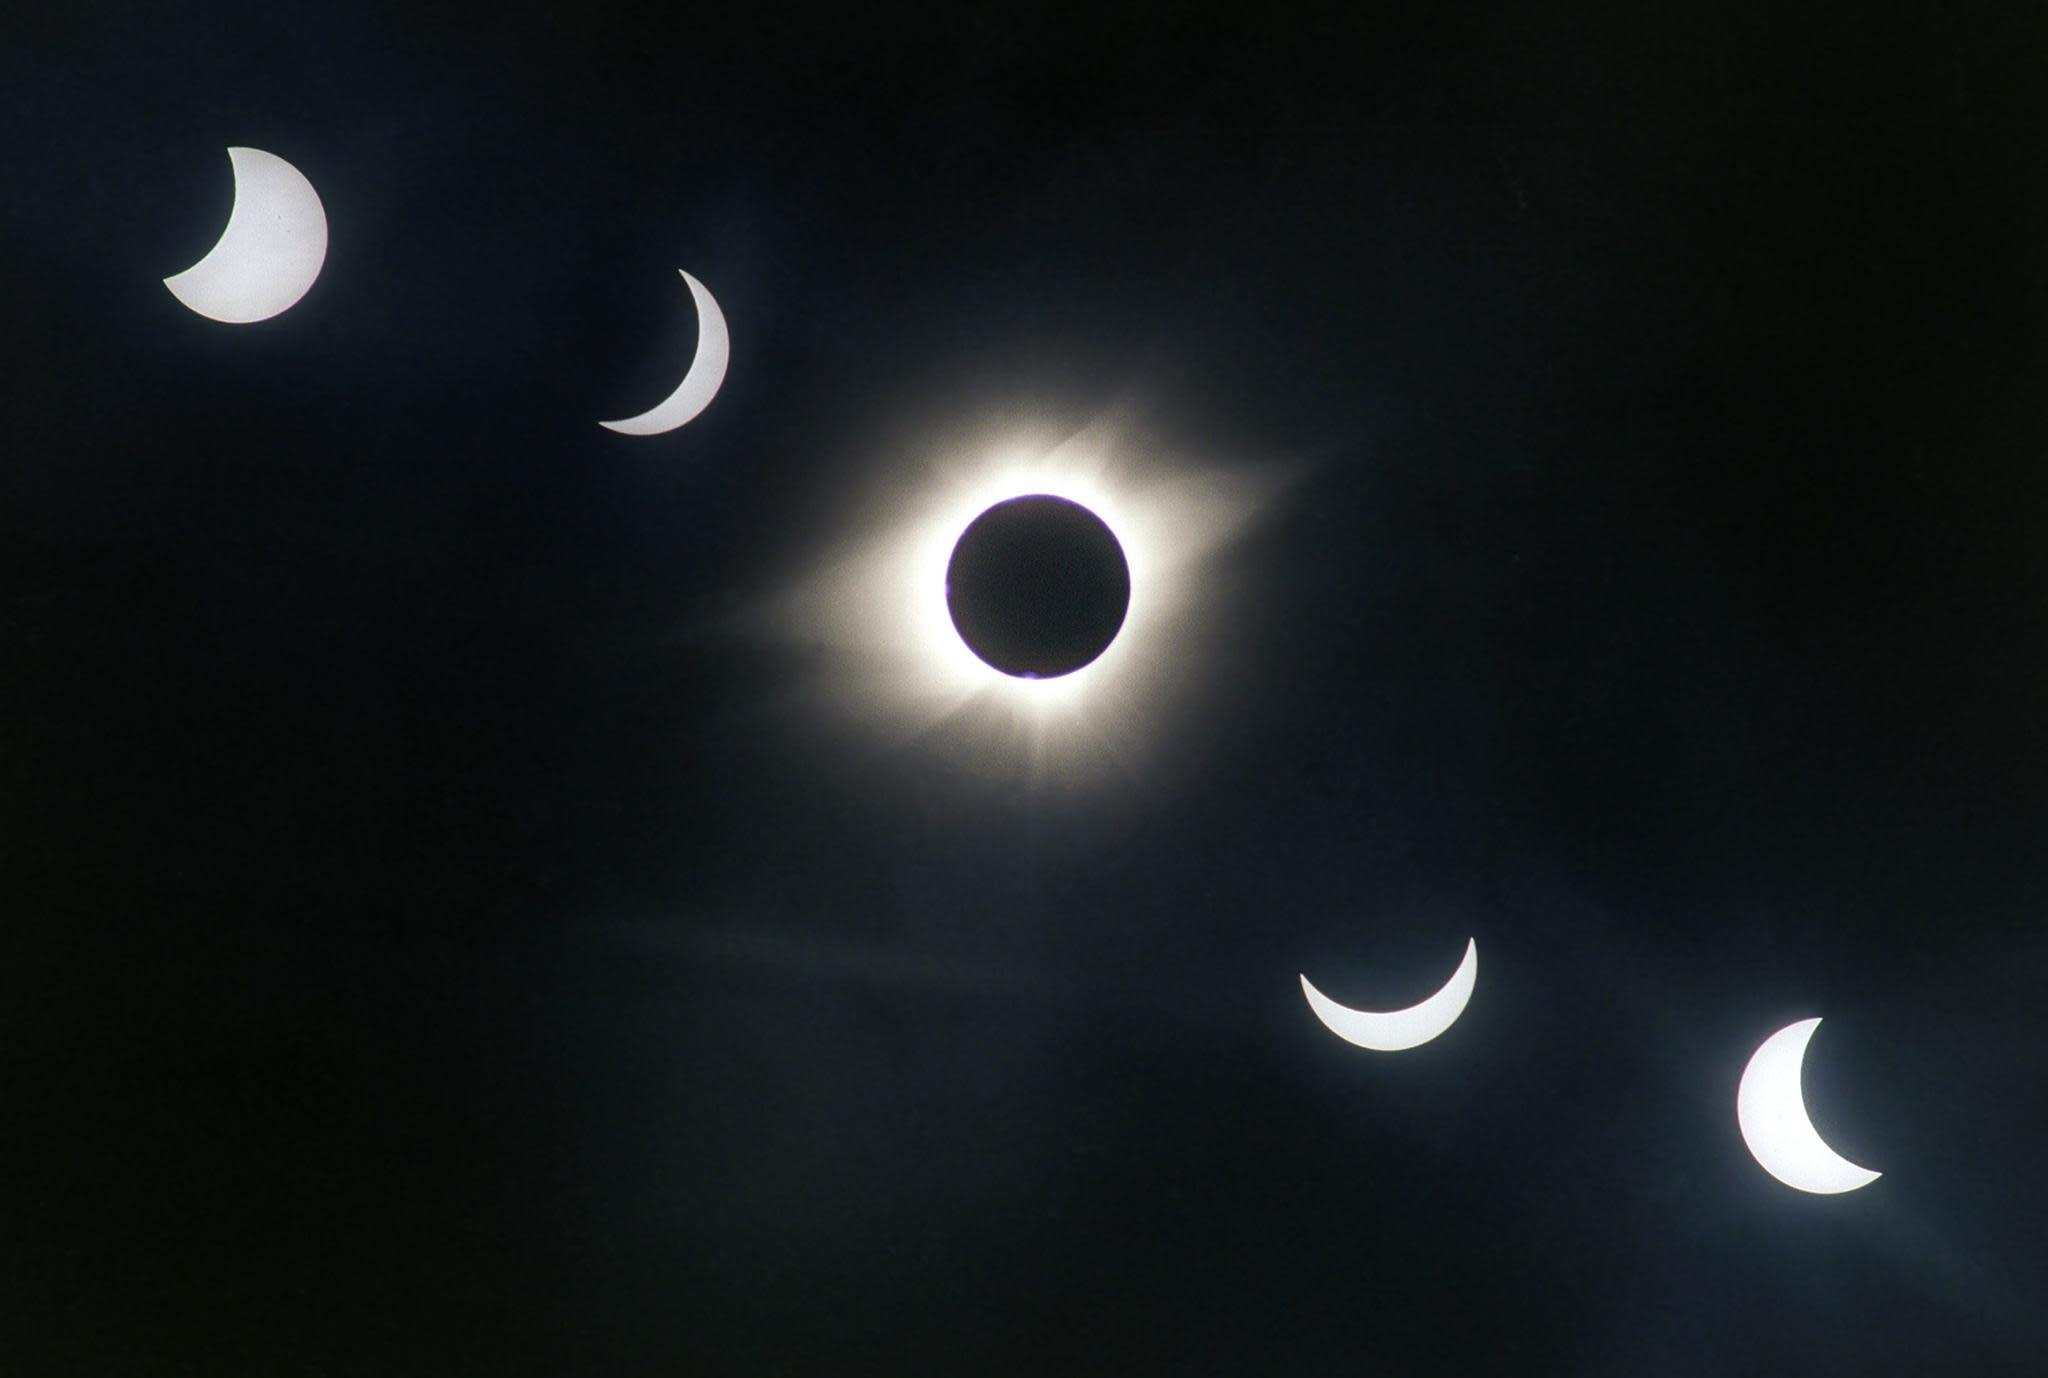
<box><xmin>13</xmin><ymin>15</ymin><xmax>2047</xmax><ymax>1373</ymax></box>
<box><xmin>165</xmin><ymin>140</ymin><xmax>1890</xmax><ymax>1199</ymax></box>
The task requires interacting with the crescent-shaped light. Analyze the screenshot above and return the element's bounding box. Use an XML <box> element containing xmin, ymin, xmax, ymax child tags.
<box><xmin>599</xmin><ymin>270</ymin><xmax>730</xmax><ymax>435</ymax></box>
<box><xmin>163</xmin><ymin>147</ymin><xmax>328</xmax><ymax>324</ymax></box>
<box><xmin>1299</xmin><ymin>938</ymin><xmax>1478</xmax><ymax>1052</ymax></box>
<box><xmin>1736</xmin><ymin>1017</ymin><xmax>1882</xmax><ymax>1195</ymax></box>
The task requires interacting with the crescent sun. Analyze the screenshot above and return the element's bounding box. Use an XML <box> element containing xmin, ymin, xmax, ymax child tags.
<box><xmin>163</xmin><ymin>147</ymin><xmax>328</xmax><ymax>324</ymax></box>
<box><xmin>1299</xmin><ymin>938</ymin><xmax>1478</xmax><ymax>1052</ymax></box>
<box><xmin>1736</xmin><ymin>1017</ymin><xmax>1882</xmax><ymax>1195</ymax></box>
<box><xmin>599</xmin><ymin>270</ymin><xmax>730</xmax><ymax>436</ymax></box>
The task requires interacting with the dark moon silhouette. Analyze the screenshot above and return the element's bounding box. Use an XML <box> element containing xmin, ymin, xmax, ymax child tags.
<box><xmin>945</xmin><ymin>494</ymin><xmax>1132</xmax><ymax>678</ymax></box>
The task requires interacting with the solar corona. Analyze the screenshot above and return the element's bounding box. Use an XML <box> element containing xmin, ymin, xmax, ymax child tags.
<box><xmin>759</xmin><ymin>424</ymin><xmax>1277</xmax><ymax>775</ymax></box>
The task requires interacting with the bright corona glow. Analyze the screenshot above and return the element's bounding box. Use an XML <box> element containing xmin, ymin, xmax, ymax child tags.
<box><xmin>1736</xmin><ymin>1017</ymin><xmax>1882</xmax><ymax>1195</ymax></box>
<box><xmin>756</xmin><ymin>413</ymin><xmax>1284</xmax><ymax>779</ymax></box>
<box><xmin>905</xmin><ymin>450</ymin><xmax>1145</xmax><ymax>712</ymax></box>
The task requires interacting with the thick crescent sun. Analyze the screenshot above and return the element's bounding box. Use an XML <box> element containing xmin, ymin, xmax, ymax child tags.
<box><xmin>164</xmin><ymin>147</ymin><xmax>328</xmax><ymax>324</ymax></box>
<box><xmin>1736</xmin><ymin>1017</ymin><xmax>1882</xmax><ymax>1195</ymax></box>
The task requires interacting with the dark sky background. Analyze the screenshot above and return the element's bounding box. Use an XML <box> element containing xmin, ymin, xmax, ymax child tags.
<box><xmin>6</xmin><ymin>5</ymin><xmax>2048</xmax><ymax>1374</ymax></box>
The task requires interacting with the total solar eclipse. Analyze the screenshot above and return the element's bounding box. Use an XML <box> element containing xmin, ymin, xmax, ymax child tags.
<box><xmin>944</xmin><ymin>494</ymin><xmax>1131</xmax><ymax>678</ymax></box>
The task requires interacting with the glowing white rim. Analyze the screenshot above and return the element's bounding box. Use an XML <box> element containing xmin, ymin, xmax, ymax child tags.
<box><xmin>905</xmin><ymin>455</ymin><xmax>1150</xmax><ymax>713</ymax></box>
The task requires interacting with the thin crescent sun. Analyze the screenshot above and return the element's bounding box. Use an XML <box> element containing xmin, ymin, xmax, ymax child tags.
<box><xmin>1300</xmin><ymin>939</ymin><xmax>1479</xmax><ymax>1052</ymax></box>
<box><xmin>600</xmin><ymin>270</ymin><xmax>730</xmax><ymax>436</ymax></box>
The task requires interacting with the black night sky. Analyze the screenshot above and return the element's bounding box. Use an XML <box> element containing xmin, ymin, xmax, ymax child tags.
<box><xmin>7</xmin><ymin>6</ymin><xmax>2048</xmax><ymax>1374</ymax></box>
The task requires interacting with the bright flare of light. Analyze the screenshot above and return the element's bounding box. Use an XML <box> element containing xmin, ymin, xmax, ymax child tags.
<box><xmin>1736</xmin><ymin>1017</ymin><xmax>1882</xmax><ymax>1195</ymax></box>
<box><xmin>1299</xmin><ymin>939</ymin><xmax>1478</xmax><ymax>1052</ymax></box>
<box><xmin>600</xmin><ymin>270</ymin><xmax>731</xmax><ymax>436</ymax></box>
<box><xmin>757</xmin><ymin>415</ymin><xmax>1283</xmax><ymax>779</ymax></box>
<box><xmin>163</xmin><ymin>147</ymin><xmax>328</xmax><ymax>324</ymax></box>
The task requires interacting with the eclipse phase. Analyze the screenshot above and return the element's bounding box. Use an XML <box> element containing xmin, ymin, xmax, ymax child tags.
<box><xmin>164</xmin><ymin>147</ymin><xmax>328</xmax><ymax>323</ymax></box>
<box><xmin>944</xmin><ymin>494</ymin><xmax>1130</xmax><ymax>679</ymax></box>
<box><xmin>600</xmin><ymin>270</ymin><xmax>730</xmax><ymax>436</ymax></box>
<box><xmin>1736</xmin><ymin>1017</ymin><xmax>1882</xmax><ymax>1195</ymax></box>
<box><xmin>1300</xmin><ymin>939</ymin><xmax>1479</xmax><ymax>1052</ymax></box>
